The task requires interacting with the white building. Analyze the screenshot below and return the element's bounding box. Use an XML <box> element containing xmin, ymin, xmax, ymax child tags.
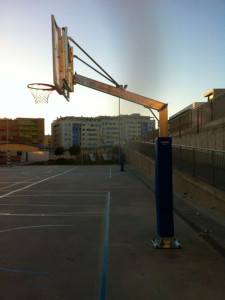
<box><xmin>51</xmin><ymin>114</ymin><xmax>155</xmax><ymax>149</ymax></box>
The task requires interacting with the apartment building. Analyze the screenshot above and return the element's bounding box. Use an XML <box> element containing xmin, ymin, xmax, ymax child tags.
<box><xmin>44</xmin><ymin>134</ymin><xmax>52</xmax><ymax>147</ymax></box>
<box><xmin>0</xmin><ymin>118</ymin><xmax>44</xmax><ymax>145</ymax></box>
<box><xmin>51</xmin><ymin>114</ymin><xmax>155</xmax><ymax>149</ymax></box>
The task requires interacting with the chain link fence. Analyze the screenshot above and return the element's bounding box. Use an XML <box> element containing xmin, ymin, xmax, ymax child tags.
<box><xmin>128</xmin><ymin>141</ymin><xmax>225</xmax><ymax>191</ymax></box>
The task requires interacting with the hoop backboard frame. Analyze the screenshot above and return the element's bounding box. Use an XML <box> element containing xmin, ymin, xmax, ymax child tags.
<box><xmin>51</xmin><ymin>15</ymin><xmax>74</xmax><ymax>101</ymax></box>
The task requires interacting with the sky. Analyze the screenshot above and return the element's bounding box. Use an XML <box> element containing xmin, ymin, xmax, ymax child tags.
<box><xmin>0</xmin><ymin>0</ymin><xmax>224</xmax><ymax>134</ymax></box>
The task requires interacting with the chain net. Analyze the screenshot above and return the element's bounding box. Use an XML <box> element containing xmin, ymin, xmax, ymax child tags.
<box><xmin>27</xmin><ymin>84</ymin><xmax>55</xmax><ymax>104</ymax></box>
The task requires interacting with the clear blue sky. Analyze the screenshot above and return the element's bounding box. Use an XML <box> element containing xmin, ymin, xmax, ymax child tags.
<box><xmin>1</xmin><ymin>0</ymin><xmax>224</xmax><ymax>134</ymax></box>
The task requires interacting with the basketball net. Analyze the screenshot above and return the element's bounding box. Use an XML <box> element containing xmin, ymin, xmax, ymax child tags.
<box><xmin>27</xmin><ymin>83</ymin><xmax>56</xmax><ymax>104</ymax></box>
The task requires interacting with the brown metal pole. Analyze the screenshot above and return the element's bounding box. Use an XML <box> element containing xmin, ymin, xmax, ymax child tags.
<box><xmin>159</xmin><ymin>106</ymin><xmax>168</xmax><ymax>137</ymax></box>
<box><xmin>74</xmin><ymin>73</ymin><xmax>169</xmax><ymax>137</ymax></box>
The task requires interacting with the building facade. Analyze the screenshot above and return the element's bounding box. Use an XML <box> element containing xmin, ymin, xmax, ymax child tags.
<box><xmin>0</xmin><ymin>118</ymin><xmax>44</xmax><ymax>145</ymax></box>
<box><xmin>44</xmin><ymin>134</ymin><xmax>52</xmax><ymax>147</ymax></box>
<box><xmin>51</xmin><ymin>114</ymin><xmax>155</xmax><ymax>149</ymax></box>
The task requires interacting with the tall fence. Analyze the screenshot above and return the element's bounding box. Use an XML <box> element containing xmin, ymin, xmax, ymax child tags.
<box><xmin>128</xmin><ymin>141</ymin><xmax>225</xmax><ymax>191</ymax></box>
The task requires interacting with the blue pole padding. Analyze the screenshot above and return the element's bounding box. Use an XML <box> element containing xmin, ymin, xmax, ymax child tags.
<box><xmin>120</xmin><ymin>148</ymin><xmax>124</xmax><ymax>171</ymax></box>
<box><xmin>155</xmin><ymin>137</ymin><xmax>174</xmax><ymax>237</ymax></box>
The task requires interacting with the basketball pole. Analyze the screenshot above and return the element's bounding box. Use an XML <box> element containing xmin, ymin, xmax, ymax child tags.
<box><xmin>72</xmin><ymin>74</ymin><xmax>181</xmax><ymax>248</ymax></box>
<box><xmin>47</xmin><ymin>15</ymin><xmax>181</xmax><ymax>249</ymax></box>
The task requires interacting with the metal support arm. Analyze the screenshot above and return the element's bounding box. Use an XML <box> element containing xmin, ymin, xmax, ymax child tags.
<box><xmin>73</xmin><ymin>73</ymin><xmax>168</xmax><ymax>137</ymax></box>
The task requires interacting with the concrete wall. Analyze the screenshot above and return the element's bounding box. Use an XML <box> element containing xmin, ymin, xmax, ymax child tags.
<box><xmin>170</xmin><ymin>117</ymin><xmax>225</xmax><ymax>150</ymax></box>
<box><xmin>21</xmin><ymin>151</ymin><xmax>49</xmax><ymax>162</ymax></box>
<box><xmin>125</xmin><ymin>147</ymin><xmax>225</xmax><ymax>213</ymax></box>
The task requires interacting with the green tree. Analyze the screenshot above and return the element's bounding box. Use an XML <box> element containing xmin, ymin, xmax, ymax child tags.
<box><xmin>54</xmin><ymin>147</ymin><xmax>64</xmax><ymax>156</ymax></box>
<box><xmin>69</xmin><ymin>144</ymin><xmax>81</xmax><ymax>156</ymax></box>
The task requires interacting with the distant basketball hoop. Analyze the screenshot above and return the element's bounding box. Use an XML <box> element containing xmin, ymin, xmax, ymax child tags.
<box><xmin>27</xmin><ymin>83</ymin><xmax>57</xmax><ymax>104</ymax></box>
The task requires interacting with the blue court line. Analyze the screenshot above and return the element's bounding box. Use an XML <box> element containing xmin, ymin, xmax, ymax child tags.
<box><xmin>100</xmin><ymin>192</ymin><xmax>110</xmax><ymax>300</ymax></box>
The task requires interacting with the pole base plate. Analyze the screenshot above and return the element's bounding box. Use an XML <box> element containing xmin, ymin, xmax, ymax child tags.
<box><xmin>152</xmin><ymin>237</ymin><xmax>182</xmax><ymax>249</ymax></box>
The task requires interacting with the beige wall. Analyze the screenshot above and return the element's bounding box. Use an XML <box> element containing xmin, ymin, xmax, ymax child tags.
<box><xmin>125</xmin><ymin>147</ymin><xmax>225</xmax><ymax>213</ymax></box>
<box><xmin>26</xmin><ymin>151</ymin><xmax>49</xmax><ymax>162</ymax></box>
<box><xmin>170</xmin><ymin>117</ymin><xmax>225</xmax><ymax>150</ymax></box>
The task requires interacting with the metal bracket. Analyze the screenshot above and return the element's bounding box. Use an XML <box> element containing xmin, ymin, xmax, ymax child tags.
<box><xmin>152</xmin><ymin>237</ymin><xmax>182</xmax><ymax>249</ymax></box>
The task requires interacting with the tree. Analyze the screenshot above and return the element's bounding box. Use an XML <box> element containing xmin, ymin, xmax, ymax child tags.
<box><xmin>54</xmin><ymin>147</ymin><xmax>64</xmax><ymax>156</ymax></box>
<box><xmin>69</xmin><ymin>144</ymin><xmax>81</xmax><ymax>156</ymax></box>
<box><xmin>112</xmin><ymin>145</ymin><xmax>119</xmax><ymax>155</ymax></box>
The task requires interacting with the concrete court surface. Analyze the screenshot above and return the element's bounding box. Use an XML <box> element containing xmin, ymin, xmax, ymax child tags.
<box><xmin>0</xmin><ymin>165</ymin><xmax>224</xmax><ymax>300</ymax></box>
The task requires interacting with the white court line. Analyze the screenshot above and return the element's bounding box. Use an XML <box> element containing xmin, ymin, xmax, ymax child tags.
<box><xmin>0</xmin><ymin>181</ymin><xmax>38</xmax><ymax>184</ymax></box>
<box><xmin>4</xmin><ymin>194</ymin><xmax>106</xmax><ymax>198</ymax></box>
<box><xmin>0</xmin><ymin>225</ymin><xmax>74</xmax><ymax>234</ymax></box>
<box><xmin>0</xmin><ymin>204</ymin><xmax>104</xmax><ymax>207</ymax></box>
<box><xmin>0</xmin><ymin>168</ymin><xmax>77</xmax><ymax>199</ymax></box>
<box><xmin>0</xmin><ymin>212</ymin><xmax>104</xmax><ymax>217</ymax></box>
<box><xmin>0</xmin><ymin>177</ymin><xmax>40</xmax><ymax>191</ymax></box>
<box><xmin>109</xmin><ymin>167</ymin><xmax>112</xmax><ymax>179</ymax></box>
<box><xmin>0</xmin><ymin>190</ymin><xmax>107</xmax><ymax>194</ymax></box>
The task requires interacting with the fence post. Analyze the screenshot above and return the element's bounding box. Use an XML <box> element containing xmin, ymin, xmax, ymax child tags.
<box><xmin>193</xmin><ymin>148</ymin><xmax>196</xmax><ymax>176</ymax></box>
<box><xmin>211</xmin><ymin>99</ymin><xmax>214</xmax><ymax>121</ymax></box>
<box><xmin>197</xmin><ymin>108</ymin><xmax>199</xmax><ymax>134</ymax></box>
<box><xmin>212</xmin><ymin>150</ymin><xmax>215</xmax><ymax>185</ymax></box>
<box><xmin>179</xmin><ymin>145</ymin><xmax>182</xmax><ymax>169</ymax></box>
<box><xmin>7</xmin><ymin>150</ymin><xmax>11</xmax><ymax>167</ymax></box>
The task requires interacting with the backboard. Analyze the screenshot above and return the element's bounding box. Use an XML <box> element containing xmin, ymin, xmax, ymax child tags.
<box><xmin>51</xmin><ymin>15</ymin><xmax>74</xmax><ymax>101</ymax></box>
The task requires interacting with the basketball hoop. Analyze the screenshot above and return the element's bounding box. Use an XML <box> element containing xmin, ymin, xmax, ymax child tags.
<box><xmin>27</xmin><ymin>83</ymin><xmax>56</xmax><ymax>104</ymax></box>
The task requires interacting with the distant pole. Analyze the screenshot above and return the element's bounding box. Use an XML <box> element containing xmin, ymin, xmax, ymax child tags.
<box><xmin>118</xmin><ymin>97</ymin><xmax>121</xmax><ymax>163</ymax></box>
<box><xmin>6</xmin><ymin>119</ymin><xmax>8</xmax><ymax>144</ymax></box>
<box><xmin>118</xmin><ymin>97</ymin><xmax>125</xmax><ymax>171</ymax></box>
<box><xmin>120</xmin><ymin>148</ymin><xmax>124</xmax><ymax>171</ymax></box>
<box><xmin>119</xmin><ymin>97</ymin><xmax>121</xmax><ymax>145</ymax></box>
<box><xmin>44</xmin><ymin>135</ymin><xmax>46</xmax><ymax>165</ymax></box>
<box><xmin>6</xmin><ymin>119</ymin><xmax>11</xmax><ymax>167</ymax></box>
<box><xmin>80</xmin><ymin>119</ymin><xmax>83</xmax><ymax>165</ymax></box>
